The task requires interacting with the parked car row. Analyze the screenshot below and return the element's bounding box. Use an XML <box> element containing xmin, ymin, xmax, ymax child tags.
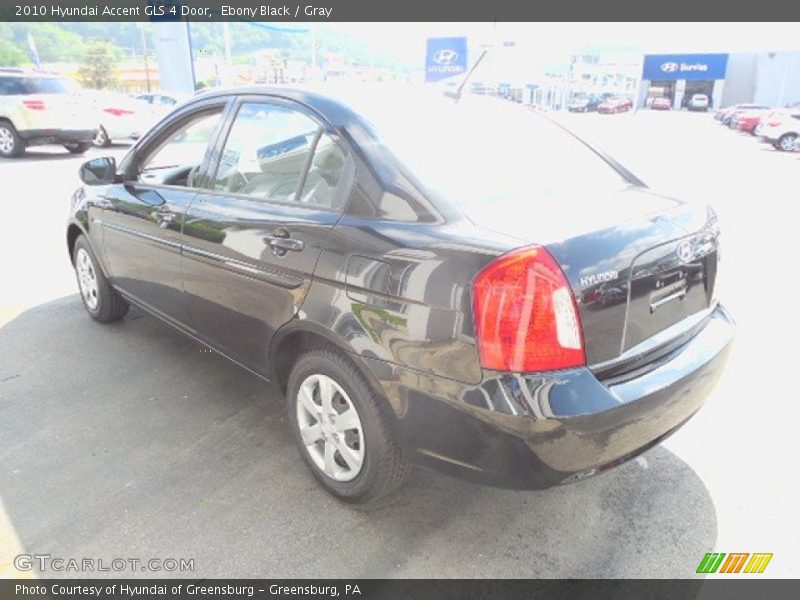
<box><xmin>0</xmin><ymin>68</ymin><xmax>182</xmax><ymax>158</ymax></box>
<box><xmin>567</xmin><ymin>94</ymin><xmax>633</xmax><ymax>114</ymax></box>
<box><xmin>715</xmin><ymin>102</ymin><xmax>800</xmax><ymax>152</ymax></box>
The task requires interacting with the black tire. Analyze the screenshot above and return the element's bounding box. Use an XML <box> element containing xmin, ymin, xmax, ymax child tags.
<box><xmin>777</xmin><ymin>133</ymin><xmax>798</xmax><ymax>152</ymax></box>
<box><xmin>0</xmin><ymin>120</ymin><xmax>25</xmax><ymax>158</ymax></box>
<box><xmin>93</xmin><ymin>126</ymin><xmax>111</xmax><ymax>148</ymax></box>
<box><xmin>64</xmin><ymin>142</ymin><xmax>90</xmax><ymax>154</ymax></box>
<box><xmin>72</xmin><ymin>235</ymin><xmax>129</xmax><ymax>323</ymax></box>
<box><xmin>286</xmin><ymin>348</ymin><xmax>409</xmax><ymax>504</ymax></box>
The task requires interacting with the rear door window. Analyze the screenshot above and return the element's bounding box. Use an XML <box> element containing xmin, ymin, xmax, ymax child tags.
<box><xmin>0</xmin><ymin>77</ymin><xmax>26</xmax><ymax>95</ymax></box>
<box><xmin>212</xmin><ymin>102</ymin><xmax>349</xmax><ymax>211</ymax></box>
<box><xmin>22</xmin><ymin>77</ymin><xmax>77</xmax><ymax>94</ymax></box>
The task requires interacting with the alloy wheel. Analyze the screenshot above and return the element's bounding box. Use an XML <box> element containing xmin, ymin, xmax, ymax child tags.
<box><xmin>296</xmin><ymin>373</ymin><xmax>365</xmax><ymax>482</ymax></box>
<box><xmin>779</xmin><ymin>135</ymin><xmax>797</xmax><ymax>152</ymax></box>
<box><xmin>0</xmin><ymin>126</ymin><xmax>14</xmax><ymax>155</ymax></box>
<box><xmin>76</xmin><ymin>248</ymin><xmax>99</xmax><ymax>310</ymax></box>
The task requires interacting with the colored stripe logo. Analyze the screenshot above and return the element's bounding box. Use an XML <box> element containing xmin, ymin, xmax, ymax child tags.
<box><xmin>697</xmin><ymin>552</ymin><xmax>773</xmax><ymax>574</ymax></box>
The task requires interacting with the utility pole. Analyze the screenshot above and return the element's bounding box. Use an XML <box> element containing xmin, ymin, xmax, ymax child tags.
<box><xmin>777</xmin><ymin>53</ymin><xmax>789</xmax><ymax>107</ymax></box>
<box><xmin>138</xmin><ymin>23</ymin><xmax>151</xmax><ymax>92</ymax></box>
<box><xmin>310</xmin><ymin>23</ymin><xmax>317</xmax><ymax>77</ymax></box>
<box><xmin>186</xmin><ymin>20</ymin><xmax>197</xmax><ymax>91</ymax></box>
<box><xmin>223</xmin><ymin>22</ymin><xmax>232</xmax><ymax>85</ymax></box>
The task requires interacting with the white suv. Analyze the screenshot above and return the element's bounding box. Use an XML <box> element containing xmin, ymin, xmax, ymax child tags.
<box><xmin>755</xmin><ymin>108</ymin><xmax>800</xmax><ymax>152</ymax></box>
<box><xmin>0</xmin><ymin>70</ymin><xmax>98</xmax><ymax>158</ymax></box>
<box><xmin>687</xmin><ymin>94</ymin><xmax>710</xmax><ymax>112</ymax></box>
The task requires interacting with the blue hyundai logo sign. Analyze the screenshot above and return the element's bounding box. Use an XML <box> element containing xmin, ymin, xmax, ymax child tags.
<box><xmin>425</xmin><ymin>37</ymin><xmax>468</xmax><ymax>82</ymax></box>
<box><xmin>642</xmin><ymin>54</ymin><xmax>728</xmax><ymax>81</ymax></box>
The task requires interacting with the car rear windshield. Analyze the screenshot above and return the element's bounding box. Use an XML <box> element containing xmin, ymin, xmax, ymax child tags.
<box><xmin>363</xmin><ymin>93</ymin><xmax>630</xmax><ymax>224</ymax></box>
<box><xmin>0</xmin><ymin>76</ymin><xmax>78</xmax><ymax>95</ymax></box>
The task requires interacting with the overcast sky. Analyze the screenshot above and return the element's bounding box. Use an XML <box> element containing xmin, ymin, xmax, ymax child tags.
<box><xmin>326</xmin><ymin>22</ymin><xmax>800</xmax><ymax>66</ymax></box>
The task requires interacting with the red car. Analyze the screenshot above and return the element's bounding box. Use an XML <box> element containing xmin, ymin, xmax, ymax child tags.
<box><xmin>651</xmin><ymin>97</ymin><xmax>672</xmax><ymax>111</ymax></box>
<box><xmin>598</xmin><ymin>97</ymin><xmax>633</xmax><ymax>114</ymax></box>
<box><xmin>735</xmin><ymin>110</ymin><xmax>763</xmax><ymax>134</ymax></box>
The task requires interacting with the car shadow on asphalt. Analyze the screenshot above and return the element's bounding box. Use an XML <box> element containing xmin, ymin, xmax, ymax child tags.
<box><xmin>0</xmin><ymin>296</ymin><xmax>717</xmax><ymax>579</ymax></box>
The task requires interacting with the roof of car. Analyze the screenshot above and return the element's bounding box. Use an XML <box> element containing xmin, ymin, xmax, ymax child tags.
<box><xmin>185</xmin><ymin>83</ymin><xmax>512</xmax><ymax>131</ymax></box>
<box><xmin>0</xmin><ymin>69</ymin><xmax>64</xmax><ymax>78</ymax></box>
<box><xmin>187</xmin><ymin>84</ymin><xmax>380</xmax><ymax>128</ymax></box>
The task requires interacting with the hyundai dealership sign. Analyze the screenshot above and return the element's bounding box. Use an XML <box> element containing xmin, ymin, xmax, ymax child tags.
<box><xmin>425</xmin><ymin>37</ymin><xmax>468</xmax><ymax>82</ymax></box>
<box><xmin>642</xmin><ymin>54</ymin><xmax>729</xmax><ymax>81</ymax></box>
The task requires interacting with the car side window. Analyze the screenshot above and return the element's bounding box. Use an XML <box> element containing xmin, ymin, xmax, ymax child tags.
<box><xmin>0</xmin><ymin>77</ymin><xmax>25</xmax><ymax>95</ymax></box>
<box><xmin>213</xmin><ymin>102</ymin><xmax>348</xmax><ymax>210</ymax></box>
<box><xmin>297</xmin><ymin>129</ymin><xmax>348</xmax><ymax>208</ymax></box>
<box><xmin>136</xmin><ymin>108</ymin><xmax>224</xmax><ymax>188</ymax></box>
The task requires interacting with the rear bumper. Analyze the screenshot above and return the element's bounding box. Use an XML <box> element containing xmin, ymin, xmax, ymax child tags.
<box><xmin>103</xmin><ymin>125</ymin><xmax>141</xmax><ymax>141</ymax></box>
<box><xmin>19</xmin><ymin>128</ymin><xmax>97</xmax><ymax>145</ymax></box>
<box><xmin>381</xmin><ymin>304</ymin><xmax>734</xmax><ymax>489</ymax></box>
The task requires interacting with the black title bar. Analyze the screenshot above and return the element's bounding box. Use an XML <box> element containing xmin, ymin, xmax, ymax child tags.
<box><xmin>2</xmin><ymin>0</ymin><xmax>800</xmax><ymax>21</ymax></box>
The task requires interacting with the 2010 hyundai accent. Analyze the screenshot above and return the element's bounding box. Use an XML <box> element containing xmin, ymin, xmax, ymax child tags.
<box><xmin>66</xmin><ymin>87</ymin><xmax>734</xmax><ymax>503</ymax></box>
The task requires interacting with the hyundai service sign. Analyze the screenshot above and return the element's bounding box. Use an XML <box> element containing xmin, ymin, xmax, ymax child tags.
<box><xmin>642</xmin><ymin>54</ymin><xmax>729</xmax><ymax>81</ymax></box>
<box><xmin>425</xmin><ymin>37</ymin><xmax>468</xmax><ymax>82</ymax></box>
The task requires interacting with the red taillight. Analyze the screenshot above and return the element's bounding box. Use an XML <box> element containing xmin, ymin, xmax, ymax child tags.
<box><xmin>103</xmin><ymin>108</ymin><xmax>135</xmax><ymax>117</ymax></box>
<box><xmin>472</xmin><ymin>246</ymin><xmax>585</xmax><ymax>372</ymax></box>
<box><xmin>23</xmin><ymin>99</ymin><xmax>46</xmax><ymax>110</ymax></box>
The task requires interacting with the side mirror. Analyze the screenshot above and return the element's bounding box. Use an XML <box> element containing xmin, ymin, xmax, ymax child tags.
<box><xmin>79</xmin><ymin>157</ymin><xmax>117</xmax><ymax>185</ymax></box>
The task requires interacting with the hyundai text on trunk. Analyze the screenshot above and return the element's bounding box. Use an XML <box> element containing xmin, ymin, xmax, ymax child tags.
<box><xmin>66</xmin><ymin>87</ymin><xmax>734</xmax><ymax>502</ymax></box>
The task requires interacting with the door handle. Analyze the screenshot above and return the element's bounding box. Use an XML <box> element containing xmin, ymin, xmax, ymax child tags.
<box><xmin>263</xmin><ymin>230</ymin><xmax>304</xmax><ymax>253</ymax></box>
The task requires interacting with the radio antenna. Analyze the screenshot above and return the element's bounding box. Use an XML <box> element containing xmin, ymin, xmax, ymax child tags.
<box><xmin>445</xmin><ymin>49</ymin><xmax>488</xmax><ymax>102</ymax></box>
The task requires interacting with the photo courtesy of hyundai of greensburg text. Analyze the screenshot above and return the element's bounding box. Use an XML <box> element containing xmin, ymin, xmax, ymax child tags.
<box><xmin>0</xmin><ymin>2</ymin><xmax>799</xmax><ymax>598</ymax></box>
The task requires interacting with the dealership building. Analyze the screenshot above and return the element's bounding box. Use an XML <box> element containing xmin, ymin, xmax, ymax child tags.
<box><xmin>421</xmin><ymin>37</ymin><xmax>800</xmax><ymax>112</ymax></box>
<box><xmin>638</xmin><ymin>52</ymin><xmax>800</xmax><ymax>110</ymax></box>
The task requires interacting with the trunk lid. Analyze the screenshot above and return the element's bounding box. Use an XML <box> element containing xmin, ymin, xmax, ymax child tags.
<box><xmin>542</xmin><ymin>188</ymin><xmax>720</xmax><ymax>365</ymax></box>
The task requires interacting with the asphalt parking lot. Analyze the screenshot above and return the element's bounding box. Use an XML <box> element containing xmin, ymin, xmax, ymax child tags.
<box><xmin>1</xmin><ymin>110</ymin><xmax>798</xmax><ymax>578</ymax></box>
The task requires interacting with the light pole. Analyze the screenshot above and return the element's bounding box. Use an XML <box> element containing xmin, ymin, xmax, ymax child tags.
<box><xmin>138</xmin><ymin>23</ymin><xmax>151</xmax><ymax>93</ymax></box>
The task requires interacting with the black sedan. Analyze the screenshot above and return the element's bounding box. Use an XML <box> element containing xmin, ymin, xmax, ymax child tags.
<box><xmin>67</xmin><ymin>87</ymin><xmax>734</xmax><ymax>503</ymax></box>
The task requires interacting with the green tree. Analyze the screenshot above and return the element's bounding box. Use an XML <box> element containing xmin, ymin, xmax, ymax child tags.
<box><xmin>0</xmin><ymin>23</ymin><xmax>27</xmax><ymax>66</ymax></box>
<box><xmin>9</xmin><ymin>24</ymin><xmax>86</xmax><ymax>63</ymax></box>
<box><xmin>77</xmin><ymin>40</ymin><xmax>119</xmax><ymax>90</ymax></box>
<box><xmin>0</xmin><ymin>39</ymin><xmax>26</xmax><ymax>66</ymax></box>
